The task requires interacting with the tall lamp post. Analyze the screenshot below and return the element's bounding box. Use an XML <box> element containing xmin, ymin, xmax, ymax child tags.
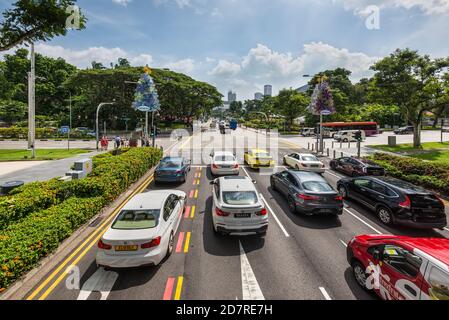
<box><xmin>96</xmin><ymin>102</ymin><xmax>116</xmax><ymax>150</ymax></box>
<box><xmin>28</xmin><ymin>42</ymin><xmax>36</xmax><ymax>159</ymax></box>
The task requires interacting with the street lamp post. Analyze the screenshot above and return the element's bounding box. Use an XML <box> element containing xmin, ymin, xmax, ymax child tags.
<box><xmin>96</xmin><ymin>102</ymin><xmax>116</xmax><ymax>150</ymax></box>
<box><xmin>28</xmin><ymin>42</ymin><xmax>36</xmax><ymax>159</ymax></box>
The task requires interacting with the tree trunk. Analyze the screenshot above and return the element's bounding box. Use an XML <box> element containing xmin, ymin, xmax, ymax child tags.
<box><xmin>413</xmin><ymin>122</ymin><xmax>422</xmax><ymax>148</ymax></box>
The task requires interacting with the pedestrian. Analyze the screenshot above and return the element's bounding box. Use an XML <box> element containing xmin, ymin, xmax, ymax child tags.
<box><xmin>115</xmin><ymin>136</ymin><xmax>121</xmax><ymax>149</ymax></box>
<box><xmin>100</xmin><ymin>136</ymin><xmax>108</xmax><ymax>151</ymax></box>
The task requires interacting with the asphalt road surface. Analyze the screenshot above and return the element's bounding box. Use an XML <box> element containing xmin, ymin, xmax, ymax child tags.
<box><xmin>16</xmin><ymin>128</ymin><xmax>449</xmax><ymax>301</ymax></box>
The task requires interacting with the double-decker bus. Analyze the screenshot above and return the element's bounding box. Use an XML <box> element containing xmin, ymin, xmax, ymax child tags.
<box><xmin>321</xmin><ymin>122</ymin><xmax>379</xmax><ymax>137</ymax></box>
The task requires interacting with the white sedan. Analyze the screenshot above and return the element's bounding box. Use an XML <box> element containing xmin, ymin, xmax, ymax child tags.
<box><xmin>283</xmin><ymin>153</ymin><xmax>326</xmax><ymax>173</ymax></box>
<box><xmin>210</xmin><ymin>151</ymin><xmax>240</xmax><ymax>176</ymax></box>
<box><xmin>96</xmin><ymin>190</ymin><xmax>186</xmax><ymax>268</ymax></box>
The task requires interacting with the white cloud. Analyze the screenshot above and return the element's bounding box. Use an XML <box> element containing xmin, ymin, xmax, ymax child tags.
<box><xmin>208</xmin><ymin>59</ymin><xmax>241</xmax><ymax>77</ymax></box>
<box><xmin>33</xmin><ymin>44</ymin><xmax>153</xmax><ymax>68</ymax></box>
<box><xmin>112</xmin><ymin>0</ymin><xmax>132</xmax><ymax>6</ymax></box>
<box><xmin>205</xmin><ymin>42</ymin><xmax>379</xmax><ymax>100</ymax></box>
<box><xmin>335</xmin><ymin>0</ymin><xmax>449</xmax><ymax>15</ymax></box>
<box><xmin>163</xmin><ymin>58</ymin><xmax>195</xmax><ymax>74</ymax></box>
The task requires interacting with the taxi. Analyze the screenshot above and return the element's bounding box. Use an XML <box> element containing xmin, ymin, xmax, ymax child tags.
<box><xmin>347</xmin><ymin>234</ymin><xmax>449</xmax><ymax>300</ymax></box>
<box><xmin>244</xmin><ymin>149</ymin><xmax>275</xmax><ymax>169</ymax></box>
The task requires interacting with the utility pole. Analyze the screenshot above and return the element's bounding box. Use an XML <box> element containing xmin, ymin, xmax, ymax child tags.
<box><xmin>68</xmin><ymin>91</ymin><xmax>72</xmax><ymax>150</ymax></box>
<box><xmin>28</xmin><ymin>42</ymin><xmax>36</xmax><ymax>159</ymax></box>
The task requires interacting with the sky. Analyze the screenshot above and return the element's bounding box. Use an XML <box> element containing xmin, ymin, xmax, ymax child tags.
<box><xmin>1</xmin><ymin>0</ymin><xmax>449</xmax><ymax>100</ymax></box>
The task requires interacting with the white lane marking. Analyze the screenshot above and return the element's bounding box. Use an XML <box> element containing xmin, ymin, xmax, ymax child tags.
<box><xmin>260</xmin><ymin>194</ymin><xmax>290</xmax><ymax>238</ymax></box>
<box><xmin>241</xmin><ymin>166</ymin><xmax>290</xmax><ymax>238</ymax></box>
<box><xmin>239</xmin><ymin>241</ymin><xmax>265</xmax><ymax>300</ymax></box>
<box><xmin>340</xmin><ymin>240</ymin><xmax>348</xmax><ymax>247</ymax></box>
<box><xmin>319</xmin><ymin>287</ymin><xmax>332</xmax><ymax>300</ymax></box>
<box><xmin>344</xmin><ymin>208</ymin><xmax>383</xmax><ymax>235</ymax></box>
<box><xmin>325</xmin><ymin>170</ymin><xmax>344</xmax><ymax>180</ymax></box>
<box><xmin>77</xmin><ymin>268</ymin><xmax>119</xmax><ymax>300</ymax></box>
<box><xmin>444</xmin><ymin>227</ymin><xmax>449</xmax><ymax>232</ymax></box>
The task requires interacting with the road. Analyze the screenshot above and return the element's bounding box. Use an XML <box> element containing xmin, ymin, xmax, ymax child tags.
<box><xmin>9</xmin><ymin>128</ymin><xmax>449</xmax><ymax>301</ymax></box>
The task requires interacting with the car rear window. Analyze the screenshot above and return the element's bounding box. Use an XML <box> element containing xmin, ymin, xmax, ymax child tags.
<box><xmin>112</xmin><ymin>210</ymin><xmax>160</xmax><ymax>230</ymax></box>
<box><xmin>302</xmin><ymin>156</ymin><xmax>318</xmax><ymax>162</ymax></box>
<box><xmin>160</xmin><ymin>160</ymin><xmax>182</xmax><ymax>168</ymax></box>
<box><xmin>255</xmin><ymin>152</ymin><xmax>270</xmax><ymax>158</ymax></box>
<box><xmin>215</xmin><ymin>155</ymin><xmax>235</xmax><ymax>162</ymax></box>
<box><xmin>302</xmin><ymin>181</ymin><xmax>333</xmax><ymax>192</ymax></box>
<box><xmin>222</xmin><ymin>191</ymin><xmax>258</xmax><ymax>205</ymax></box>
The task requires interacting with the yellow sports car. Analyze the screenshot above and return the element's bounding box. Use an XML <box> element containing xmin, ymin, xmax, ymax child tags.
<box><xmin>244</xmin><ymin>149</ymin><xmax>275</xmax><ymax>169</ymax></box>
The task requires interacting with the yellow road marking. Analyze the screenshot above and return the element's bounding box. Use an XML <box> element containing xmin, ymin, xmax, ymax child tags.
<box><xmin>194</xmin><ymin>190</ymin><xmax>198</xmax><ymax>199</ymax></box>
<box><xmin>27</xmin><ymin>176</ymin><xmax>154</xmax><ymax>300</ymax></box>
<box><xmin>190</xmin><ymin>206</ymin><xmax>196</xmax><ymax>219</ymax></box>
<box><xmin>281</xmin><ymin>139</ymin><xmax>302</xmax><ymax>149</ymax></box>
<box><xmin>179</xmin><ymin>135</ymin><xmax>194</xmax><ymax>150</ymax></box>
<box><xmin>174</xmin><ymin>276</ymin><xmax>183</xmax><ymax>300</ymax></box>
<box><xmin>184</xmin><ymin>232</ymin><xmax>191</xmax><ymax>253</ymax></box>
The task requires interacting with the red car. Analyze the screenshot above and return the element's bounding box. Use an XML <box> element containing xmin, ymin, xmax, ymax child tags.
<box><xmin>347</xmin><ymin>234</ymin><xmax>449</xmax><ymax>300</ymax></box>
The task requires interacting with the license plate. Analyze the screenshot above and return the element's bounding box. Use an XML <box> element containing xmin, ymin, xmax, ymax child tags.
<box><xmin>320</xmin><ymin>209</ymin><xmax>333</xmax><ymax>213</ymax></box>
<box><xmin>235</xmin><ymin>213</ymin><xmax>251</xmax><ymax>218</ymax></box>
<box><xmin>221</xmin><ymin>166</ymin><xmax>231</xmax><ymax>169</ymax></box>
<box><xmin>115</xmin><ymin>245</ymin><xmax>138</xmax><ymax>252</ymax></box>
<box><xmin>311</xmin><ymin>165</ymin><xmax>319</xmax><ymax>168</ymax></box>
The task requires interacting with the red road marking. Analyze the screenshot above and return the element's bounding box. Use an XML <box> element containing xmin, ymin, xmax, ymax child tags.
<box><xmin>163</xmin><ymin>277</ymin><xmax>175</xmax><ymax>300</ymax></box>
<box><xmin>176</xmin><ymin>232</ymin><xmax>185</xmax><ymax>253</ymax></box>
<box><xmin>189</xmin><ymin>190</ymin><xmax>194</xmax><ymax>198</ymax></box>
<box><xmin>184</xmin><ymin>206</ymin><xmax>191</xmax><ymax>219</ymax></box>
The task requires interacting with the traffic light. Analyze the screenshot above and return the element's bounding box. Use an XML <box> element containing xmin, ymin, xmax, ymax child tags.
<box><xmin>354</xmin><ymin>131</ymin><xmax>362</xmax><ymax>141</ymax></box>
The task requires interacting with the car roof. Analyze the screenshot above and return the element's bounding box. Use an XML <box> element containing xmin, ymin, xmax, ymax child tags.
<box><xmin>161</xmin><ymin>157</ymin><xmax>184</xmax><ymax>162</ymax></box>
<box><xmin>296</xmin><ymin>153</ymin><xmax>317</xmax><ymax>158</ymax></box>
<box><xmin>289</xmin><ymin>170</ymin><xmax>326</xmax><ymax>182</ymax></box>
<box><xmin>251</xmin><ymin>149</ymin><xmax>269</xmax><ymax>153</ymax></box>
<box><xmin>400</xmin><ymin>237</ymin><xmax>449</xmax><ymax>267</ymax></box>
<box><xmin>213</xmin><ymin>151</ymin><xmax>234</xmax><ymax>156</ymax></box>
<box><xmin>219</xmin><ymin>176</ymin><xmax>256</xmax><ymax>192</ymax></box>
<box><xmin>123</xmin><ymin>191</ymin><xmax>171</xmax><ymax>210</ymax></box>
<box><xmin>371</xmin><ymin>176</ymin><xmax>430</xmax><ymax>193</ymax></box>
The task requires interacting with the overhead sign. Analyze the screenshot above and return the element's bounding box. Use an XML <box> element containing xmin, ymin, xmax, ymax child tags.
<box><xmin>60</xmin><ymin>126</ymin><xmax>70</xmax><ymax>134</ymax></box>
<box><xmin>137</xmin><ymin>106</ymin><xmax>152</xmax><ymax>112</ymax></box>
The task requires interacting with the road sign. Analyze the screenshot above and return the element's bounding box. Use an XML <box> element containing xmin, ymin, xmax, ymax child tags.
<box><xmin>137</xmin><ymin>105</ymin><xmax>151</xmax><ymax>112</ymax></box>
<box><xmin>60</xmin><ymin>126</ymin><xmax>70</xmax><ymax>134</ymax></box>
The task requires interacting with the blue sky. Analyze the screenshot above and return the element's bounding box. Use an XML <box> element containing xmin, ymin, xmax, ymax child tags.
<box><xmin>1</xmin><ymin>0</ymin><xmax>449</xmax><ymax>99</ymax></box>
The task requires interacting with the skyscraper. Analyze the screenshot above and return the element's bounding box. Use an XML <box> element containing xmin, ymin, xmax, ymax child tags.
<box><xmin>264</xmin><ymin>85</ymin><xmax>272</xmax><ymax>97</ymax></box>
<box><xmin>228</xmin><ymin>90</ymin><xmax>237</xmax><ymax>103</ymax></box>
<box><xmin>254</xmin><ymin>92</ymin><xmax>264</xmax><ymax>101</ymax></box>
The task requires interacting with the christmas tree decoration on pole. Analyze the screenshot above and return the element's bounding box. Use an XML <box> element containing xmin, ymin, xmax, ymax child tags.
<box><xmin>132</xmin><ymin>66</ymin><xmax>161</xmax><ymax>141</ymax></box>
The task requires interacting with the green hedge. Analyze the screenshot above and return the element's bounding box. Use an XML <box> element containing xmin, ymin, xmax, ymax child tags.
<box><xmin>0</xmin><ymin>127</ymin><xmax>95</xmax><ymax>139</ymax></box>
<box><xmin>0</xmin><ymin>197</ymin><xmax>105</xmax><ymax>290</ymax></box>
<box><xmin>368</xmin><ymin>153</ymin><xmax>449</xmax><ymax>195</ymax></box>
<box><xmin>0</xmin><ymin>148</ymin><xmax>162</xmax><ymax>230</ymax></box>
<box><xmin>0</xmin><ymin>147</ymin><xmax>163</xmax><ymax>290</ymax></box>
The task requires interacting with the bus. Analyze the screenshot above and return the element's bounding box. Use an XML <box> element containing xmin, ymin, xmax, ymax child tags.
<box><xmin>321</xmin><ymin>122</ymin><xmax>379</xmax><ymax>138</ymax></box>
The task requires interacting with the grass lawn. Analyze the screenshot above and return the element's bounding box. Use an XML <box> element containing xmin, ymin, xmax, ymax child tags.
<box><xmin>0</xmin><ymin>149</ymin><xmax>92</xmax><ymax>162</ymax></box>
<box><xmin>371</xmin><ymin>142</ymin><xmax>449</xmax><ymax>153</ymax></box>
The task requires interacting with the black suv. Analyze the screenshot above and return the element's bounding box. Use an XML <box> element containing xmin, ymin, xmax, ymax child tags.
<box><xmin>337</xmin><ymin>176</ymin><xmax>447</xmax><ymax>229</ymax></box>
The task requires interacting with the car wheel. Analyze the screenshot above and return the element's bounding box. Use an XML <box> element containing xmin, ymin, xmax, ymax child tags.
<box><xmin>352</xmin><ymin>261</ymin><xmax>370</xmax><ymax>291</ymax></box>
<box><xmin>283</xmin><ymin>157</ymin><xmax>287</xmax><ymax>166</ymax></box>
<box><xmin>295</xmin><ymin>165</ymin><xmax>300</xmax><ymax>170</ymax></box>
<box><xmin>343</xmin><ymin>138</ymin><xmax>349</xmax><ymax>143</ymax></box>
<box><xmin>351</xmin><ymin>171</ymin><xmax>358</xmax><ymax>177</ymax></box>
<box><xmin>377</xmin><ymin>206</ymin><xmax>393</xmax><ymax>226</ymax></box>
<box><xmin>288</xmin><ymin>196</ymin><xmax>297</xmax><ymax>213</ymax></box>
<box><xmin>338</xmin><ymin>185</ymin><xmax>348</xmax><ymax>199</ymax></box>
<box><xmin>166</xmin><ymin>232</ymin><xmax>174</xmax><ymax>258</ymax></box>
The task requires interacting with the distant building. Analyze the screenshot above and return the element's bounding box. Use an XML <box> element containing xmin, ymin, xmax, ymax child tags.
<box><xmin>264</xmin><ymin>85</ymin><xmax>272</xmax><ymax>97</ymax></box>
<box><xmin>228</xmin><ymin>90</ymin><xmax>237</xmax><ymax>103</ymax></box>
<box><xmin>296</xmin><ymin>84</ymin><xmax>310</xmax><ymax>94</ymax></box>
<box><xmin>254</xmin><ymin>92</ymin><xmax>264</xmax><ymax>101</ymax></box>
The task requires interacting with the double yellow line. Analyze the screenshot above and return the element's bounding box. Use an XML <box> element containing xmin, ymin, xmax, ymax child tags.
<box><xmin>27</xmin><ymin>173</ymin><xmax>155</xmax><ymax>300</ymax></box>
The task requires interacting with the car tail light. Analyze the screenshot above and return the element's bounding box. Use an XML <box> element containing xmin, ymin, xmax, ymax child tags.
<box><xmin>256</xmin><ymin>208</ymin><xmax>267</xmax><ymax>216</ymax></box>
<box><xmin>297</xmin><ymin>194</ymin><xmax>320</xmax><ymax>201</ymax></box>
<box><xmin>335</xmin><ymin>195</ymin><xmax>343</xmax><ymax>201</ymax></box>
<box><xmin>301</xmin><ymin>163</ymin><xmax>308</xmax><ymax>167</ymax></box>
<box><xmin>399</xmin><ymin>195</ymin><xmax>411</xmax><ymax>210</ymax></box>
<box><xmin>141</xmin><ymin>237</ymin><xmax>161</xmax><ymax>249</ymax></box>
<box><xmin>212</xmin><ymin>164</ymin><xmax>218</xmax><ymax>169</ymax></box>
<box><xmin>98</xmin><ymin>239</ymin><xmax>112</xmax><ymax>250</ymax></box>
<box><xmin>216</xmin><ymin>208</ymin><xmax>230</xmax><ymax>217</ymax></box>
<box><xmin>233</xmin><ymin>163</ymin><xmax>239</xmax><ymax>169</ymax></box>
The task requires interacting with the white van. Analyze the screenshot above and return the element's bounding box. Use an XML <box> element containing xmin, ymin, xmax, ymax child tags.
<box><xmin>333</xmin><ymin>130</ymin><xmax>366</xmax><ymax>142</ymax></box>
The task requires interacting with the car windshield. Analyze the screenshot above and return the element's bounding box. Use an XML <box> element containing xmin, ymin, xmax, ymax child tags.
<box><xmin>222</xmin><ymin>191</ymin><xmax>258</xmax><ymax>205</ymax></box>
<box><xmin>255</xmin><ymin>152</ymin><xmax>270</xmax><ymax>158</ymax></box>
<box><xmin>159</xmin><ymin>160</ymin><xmax>182</xmax><ymax>169</ymax></box>
<box><xmin>302</xmin><ymin>181</ymin><xmax>333</xmax><ymax>192</ymax></box>
<box><xmin>302</xmin><ymin>156</ymin><xmax>318</xmax><ymax>162</ymax></box>
<box><xmin>112</xmin><ymin>210</ymin><xmax>160</xmax><ymax>230</ymax></box>
<box><xmin>215</xmin><ymin>155</ymin><xmax>235</xmax><ymax>162</ymax></box>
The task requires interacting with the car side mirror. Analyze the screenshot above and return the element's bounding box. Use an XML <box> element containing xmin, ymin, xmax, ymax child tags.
<box><xmin>373</xmin><ymin>249</ymin><xmax>383</xmax><ymax>261</ymax></box>
<box><xmin>178</xmin><ymin>195</ymin><xmax>186</xmax><ymax>201</ymax></box>
<box><xmin>210</xmin><ymin>181</ymin><xmax>215</xmax><ymax>185</ymax></box>
<box><xmin>252</xmin><ymin>180</ymin><xmax>257</xmax><ymax>184</ymax></box>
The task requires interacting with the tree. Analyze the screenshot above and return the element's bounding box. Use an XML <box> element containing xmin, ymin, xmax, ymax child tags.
<box><xmin>229</xmin><ymin>101</ymin><xmax>244</xmax><ymax>118</ymax></box>
<box><xmin>371</xmin><ymin>48</ymin><xmax>449</xmax><ymax>147</ymax></box>
<box><xmin>0</xmin><ymin>0</ymin><xmax>86</xmax><ymax>51</ymax></box>
<box><xmin>276</xmin><ymin>89</ymin><xmax>309</xmax><ymax>129</ymax></box>
<box><xmin>115</xmin><ymin>58</ymin><xmax>131</xmax><ymax>69</ymax></box>
<box><xmin>91</xmin><ymin>61</ymin><xmax>105</xmax><ymax>70</ymax></box>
